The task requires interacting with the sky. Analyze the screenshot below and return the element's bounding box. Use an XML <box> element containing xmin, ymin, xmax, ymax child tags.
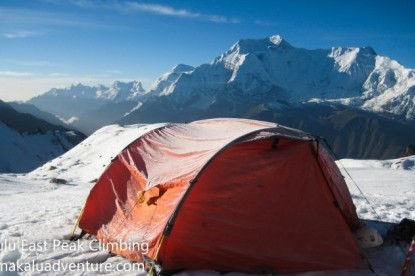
<box><xmin>1</xmin><ymin>0</ymin><xmax>414</xmax><ymax>102</ymax></box>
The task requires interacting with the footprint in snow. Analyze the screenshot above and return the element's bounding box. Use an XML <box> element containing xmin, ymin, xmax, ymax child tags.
<box><xmin>9</xmin><ymin>231</ymin><xmax>22</xmax><ymax>238</ymax></box>
<box><xmin>384</xmin><ymin>203</ymin><xmax>395</xmax><ymax>209</ymax></box>
<box><xmin>402</xmin><ymin>210</ymin><xmax>411</xmax><ymax>216</ymax></box>
<box><xmin>0</xmin><ymin>223</ymin><xmax>8</xmax><ymax>230</ymax></box>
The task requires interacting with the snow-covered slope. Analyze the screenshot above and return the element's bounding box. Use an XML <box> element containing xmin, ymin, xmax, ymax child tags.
<box><xmin>0</xmin><ymin>123</ymin><xmax>414</xmax><ymax>275</ymax></box>
<box><xmin>0</xmin><ymin>100</ymin><xmax>85</xmax><ymax>173</ymax></box>
<box><xmin>28</xmin><ymin>123</ymin><xmax>167</xmax><ymax>183</ymax></box>
<box><xmin>339</xmin><ymin>156</ymin><xmax>415</xmax><ymax>223</ymax></box>
<box><xmin>361</xmin><ymin>56</ymin><xmax>415</xmax><ymax>120</ymax></box>
<box><xmin>149</xmin><ymin>64</ymin><xmax>195</xmax><ymax>97</ymax></box>
<box><xmin>0</xmin><ymin>123</ymin><xmax>81</xmax><ymax>173</ymax></box>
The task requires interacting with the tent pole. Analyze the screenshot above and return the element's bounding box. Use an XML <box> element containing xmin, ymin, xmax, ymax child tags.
<box><xmin>71</xmin><ymin>200</ymin><xmax>86</xmax><ymax>237</ymax></box>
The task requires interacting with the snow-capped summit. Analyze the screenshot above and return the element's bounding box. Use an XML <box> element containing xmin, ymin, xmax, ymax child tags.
<box><xmin>102</xmin><ymin>80</ymin><xmax>146</xmax><ymax>102</ymax></box>
<box><xmin>329</xmin><ymin>46</ymin><xmax>377</xmax><ymax>73</ymax></box>
<box><xmin>34</xmin><ymin>80</ymin><xmax>147</xmax><ymax>103</ymax></box>
<box><xmin>46</xmin><ymin>83</ymin><xmax>98</xmax><ymax>98</ymax></box>
<box><xmin>141</xmin><ymin>35</ymin><xmax>380</xmax><ymax>107</ymax></box>
<box><xmin>149</xmin><ymin>64</ymin><xmax>195</xmax><ymax>96</ymax></box>
<box><xmin>134</xmin><ymin>35</ymin><xmax>415</xmax><ymax>121</ymax></box>
<box><xmin>361</xmin><ymin>56</ymin><xmax>415</xmax><ymax>120</ymax></box>
<box><xmin>228</xmin><ymin>35</ymin><xmax>293</xmax><ymax>55</ymax></box>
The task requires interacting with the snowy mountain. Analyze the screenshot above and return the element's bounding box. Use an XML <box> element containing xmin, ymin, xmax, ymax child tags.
<box><xmin>0</xmin><ymin>100</ymin><xmax>85</xmax><ymax>173</ymax></box>
<box><xmin>26</xmin><ymin>35</ymin><xmax>415</xmax><ymax>157</ymax></box>
<box><xmin>27</xmin><ymin>81</ymin><xmax>146</xmax><ymax>134</ymax></box>
<box><xmin>122</xmin><ymin>35</ymin><xmax>415</xmax><ymax>122</ymax></box>
<box><xmin>149</xmin><ymin>64</ymin><xmax>195</xmax><ymax>97</ymax></box>
<box><xmin>114</xmin><ymin>36</ymin><xmax>414</xmax><ymax>159</ymax></box>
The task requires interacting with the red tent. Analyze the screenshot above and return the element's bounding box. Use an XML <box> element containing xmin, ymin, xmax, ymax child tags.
<box><xmin>78</xmin><ymin>118</ymin><xmax>366</xmax><ymax>273</ymax></box>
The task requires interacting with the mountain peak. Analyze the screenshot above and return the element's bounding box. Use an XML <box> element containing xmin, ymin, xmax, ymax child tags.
<box><xmin>360</xmin><ymin>46</ymin><xmax>377</xmax><ymax>56</ymax></box>
<box><xmin>132</xmin><ymin>81</ymin><xmax>145</xmax><ymax>93</ymax></box>
<box><xmin>269</xmin><ymin>35</ymin><xmax>291</xmax><ymax>47</ymax></box>
<box><xmin>171</xmin><ymin>64</ymin><xmax>195</xmax><ymax>73</ymax></box>
<box><xmin>69</xmin><ymin>83</ymin><xmax>89</xmax><ymax>89</ymax></box>
<box><xmin>230</xmin><ymin>35</ymin><xmax>293</xmax><ymax>55</ymax></box>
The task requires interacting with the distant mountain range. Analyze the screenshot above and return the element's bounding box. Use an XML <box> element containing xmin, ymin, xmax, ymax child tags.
<box><xmin>0</xmin><ymin>100</ymin><xmax>85</xmax><ymax>173</ymax></box>
<box><xmin>26</xmin><ymin>81</ymin><xmax>145</xmax><ymax>134</ymax></box>
<box><xmin>18</xmin><ymin>35</ymin><xmax>415</xmax><ymax>159</ymax></box>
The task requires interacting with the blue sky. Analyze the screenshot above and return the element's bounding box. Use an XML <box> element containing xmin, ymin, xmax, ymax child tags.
<box><xmin>1</xmin><ymin>0</ymin><xmax>414</xmax><ymax>101</ymax></box>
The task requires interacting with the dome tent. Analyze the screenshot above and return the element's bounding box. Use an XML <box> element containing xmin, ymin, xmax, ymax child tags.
<box><xmin>76</xmin><ymin>118</ymin><xmax>367</xmax><ymax>274</ymax></box>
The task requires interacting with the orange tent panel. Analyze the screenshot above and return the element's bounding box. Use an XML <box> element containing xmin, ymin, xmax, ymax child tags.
<box><xmin>160</xmin><ymin>139</ymin><xmax>364</xmax><ymax>273</ymax></box>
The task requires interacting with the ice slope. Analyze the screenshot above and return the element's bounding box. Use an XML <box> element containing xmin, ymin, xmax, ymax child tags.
<box><xmin>0</xmin><ymin>123</ymin><xmax>414</xmax><ymax>275</ymax></box>
<box><xmin>28</xmin><ymin>123</ymin><xmax>168</xmax><ymax>183</ymax></box>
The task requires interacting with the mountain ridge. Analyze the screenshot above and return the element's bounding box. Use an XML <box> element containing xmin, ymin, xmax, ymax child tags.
<box><xmin>23</xmin><ymin>35</ymin><xmax>415</xmax><ymax>158</ymax></box>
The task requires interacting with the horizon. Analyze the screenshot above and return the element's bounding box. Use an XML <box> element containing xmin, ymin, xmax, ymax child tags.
<box><xmin>1</xmin><ymin>0</ymin><xmax>414</xmax><ymax>102</ymax></box>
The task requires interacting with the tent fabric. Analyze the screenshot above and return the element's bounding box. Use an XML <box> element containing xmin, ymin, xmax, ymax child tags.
<box><xmin>78</xmin><ymin>118</ymin><xmax>366</xmax><ymax>273</ymax></box>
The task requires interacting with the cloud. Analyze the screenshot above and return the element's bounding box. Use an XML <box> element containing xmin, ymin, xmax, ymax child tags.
<box><xmin>123</xmin><ymin>2</ymin><xmax>240</xmax><ymax>23</ymax></box>
<box><xmin>45</xmin><ymin>0</ymin><xmax>240</xmax><ymax>24</ymax></box>
<box><xmin>2</xmin><ymin>31</ymin><xmax>39</xmax><ymax>39</ymax></box>
<box><xmin>39</xmin><ymin>0</ymin><xmax>98</xmax><ymax>8</ymax></box>
<box><xmin>124</xmin><ymin>2</ymin><xmax>199</xmax><ymax>18</ymax></box>
<box><xmin>1</xmin><ymin>59</ymin><xmax>67</xmax><ymax>68</ymax></box>
<box><xmin>0</xmin><ymin>71</ymin><xmax>36</xmax><ymax>77</ymax></box>
<box><xmin>206</xmin><ymin>15</ymin><xmax>240</xmax><ymax>24</ymax></box>
<box><xmin>0</xmin><ymin>7</ymin><xmax>108</xmax><ymax>31</ymax></box>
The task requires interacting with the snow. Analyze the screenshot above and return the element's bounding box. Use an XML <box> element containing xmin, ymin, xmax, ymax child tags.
<box><xmin>126</xmin><ymin>35</ymin><xmax>414</xmax><ymax>121</ymax></box>
<box><xmin>361</xmin><ymin>56</ymin><xmax>415</xmax><ymax>120</ymax></box>
<box><xmin>56</xmin><ymin>115</ymin><xmax>79</xmax><ymax>125</ymax></box>
<box><xmin>149</xmin><ymin>64</ymin><xmax>195</xmax><ymax>96</ymax></box>
<box><xmin>27</xmin><ymin>123</ymin><xmax>168</xmax><ymax>183</ymax></box>
<box><xmin>338</xmin><ymin>157</ymin><xmax>415</xmax><ymax>223</ymax></box>
<box><xmin>27</xmin><ymin>35</ymin><xmax>415</xmax><ymax>127</ymax></box>
<box><xmin>0</xmin><ymin>122</ymin><xmax>77</xmax><ymax>173</ymax></box>
<box><xmin>135</xmin><ymin>34</ymin><xmax>380</xmax><ymax>112</ymax></box>
<box><xmin>0</xmin><ymin>123</ymin><xmax>414</xmax><ymax>275</ymax></box>
<box><xmin>123</xmin><ymin>102</ymin><xmax>143</xmax><ymax>117</ymax></box>
<box><xmin>40</xmin><ymin>81</ymin><xmax>147</xmax><ymax>103</ymax></box>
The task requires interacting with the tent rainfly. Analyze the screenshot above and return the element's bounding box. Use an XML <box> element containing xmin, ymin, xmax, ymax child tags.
<box><xmin>76</xmin><ymin>118</ymin><xmax>368</xmax><ymax>274</ymax></box>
